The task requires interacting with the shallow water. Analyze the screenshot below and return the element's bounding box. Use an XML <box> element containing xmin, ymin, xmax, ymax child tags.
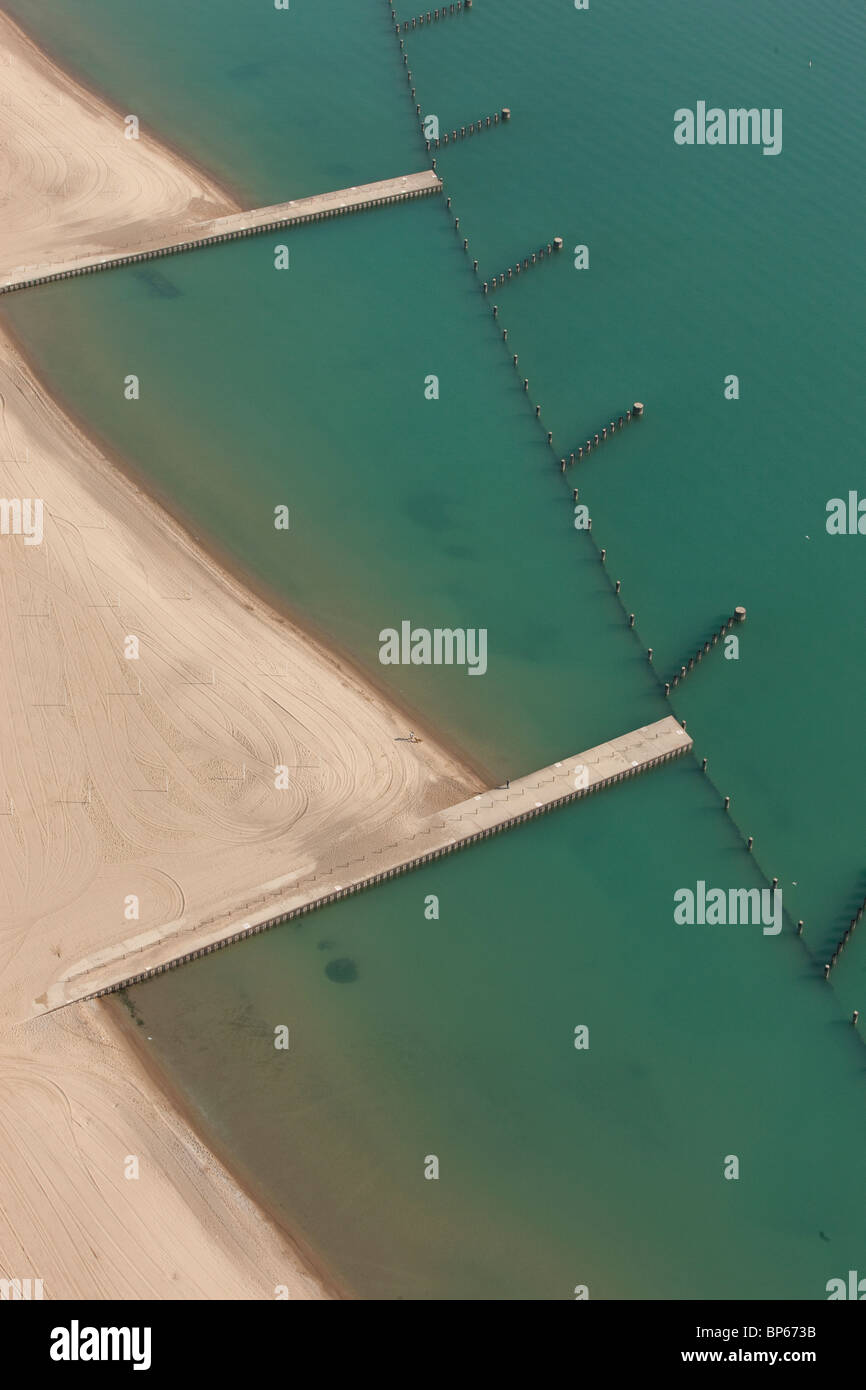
<box><xmin>5</xmin><ymin>0</ymin><xmax>865</xmax><ymax>1298</ymax></box>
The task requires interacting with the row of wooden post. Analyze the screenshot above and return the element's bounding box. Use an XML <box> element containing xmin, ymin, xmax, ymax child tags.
<box><xmin>824</xmin><ymin>888</ymin><xmax>866</xmax><ymax>981</ymax></box>
<box><xmin>662</xmin><ymin>609</ymin><xmax>747</xmax><ymax>694</ymax></box>
<box><xmin>482</xmin><ymin>237</ymin><xmax>562</xmax><ymax>293</ymax></box>
<box><xmin>428</xmin><ymin>109</ymin><xmax>510</xmax><ymax>150</ymax></box>
<box><xmin>396</xmin><ymin>0</ymin><xmax>471</xmax><ymax>31</ymax></box>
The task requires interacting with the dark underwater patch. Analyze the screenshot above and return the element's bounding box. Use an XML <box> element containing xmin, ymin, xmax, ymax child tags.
<box><xmin>325</xmin><ymin>957</ymin><xmax>358</xmax><ymax>983</ymax></box>
<box><xmin>133</xmin><ymin>269</ymin><xmax>181</xmax><ymax>299</ymax></box>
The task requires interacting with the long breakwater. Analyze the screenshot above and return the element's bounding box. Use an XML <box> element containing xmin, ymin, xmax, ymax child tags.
<box><xmin>38</xmin><ymin>717</ymin><xmax>691</xmax><ymax>1013</ymax></box>
<box><xmin>0</xmin><ymin>170</ymin><xmax>441</xmax><ymax>295</ymax></box>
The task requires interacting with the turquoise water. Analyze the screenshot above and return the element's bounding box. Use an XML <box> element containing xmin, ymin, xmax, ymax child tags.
<box><xmin>5</xmin><ymin>0</ymin><xmax>866</xmax><ymax>1297</ymax></box>
<box><xmin>4</xmin><ymin>204</ymin><xmax>658</xmax><ymax>778</ymax></box>
<box><xmin>126</xmin><ymin>768</ymin><xmax>866</xmax><ymax>1300</ymax></box>
<box><xmin>401</xmin><ymin>0</ymin><xmax>866</xmax><ymax>952</ymax></box>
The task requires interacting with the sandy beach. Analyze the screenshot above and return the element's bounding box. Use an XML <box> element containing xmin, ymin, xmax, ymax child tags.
<box><xmin>0</xmin><ymin>8</ymin><xmax>475</xmax><ymax>1299</ymax></box>
<box><xmin>0</xmin><ymin>10</ymin><xmax>238</xmax><ymax>282</ymax></box>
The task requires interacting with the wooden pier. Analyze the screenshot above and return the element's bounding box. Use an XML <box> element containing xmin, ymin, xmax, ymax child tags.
<box><xmin>0</xmin><ymin>171</ymin><xmax>442</xmax><ymax>296</ymax></box>
<box><xmin>35</xmin><ymin>716</ymin><xmax>691</xmax><ymax>1014</ymax></box>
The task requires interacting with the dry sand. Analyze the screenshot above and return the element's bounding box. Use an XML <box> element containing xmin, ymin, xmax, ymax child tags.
<box><xmin>0</xmin><ymin>10</ymin><xmax>475</xmax><ymax>1299</ymax></box>
<box><xmin>0</xmin><ymin>9</ymin><xmax>238</xmax><ymax>281</ymax></box>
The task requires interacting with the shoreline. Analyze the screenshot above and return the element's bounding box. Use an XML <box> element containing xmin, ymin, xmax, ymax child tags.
<box><xmin>0</xmin><ymin>5</ymin><xmax>238</xmax><ymax>284</ymax></box>
<box><xmin>0</xmin><ymin>1</ymin><xmax>490</xmax><ymax>793</ymax></box>
<box><xmin>0</xmin><ymin>5</ymin><xmax>250</xmax><ymax>212</ymax></box>
<box><xmin>0</xmin><ymin>9</ymin><xmax>480</xmax><ymax>1300</ymax></box>
<box><xmin>105</xmin><ymin>996</ymin><xmax>350</xmax><ymax>1300</ymax></box>
<box><xmin>0</xmin><ymin>310</ymin><xmax>495</xmax><ymax>795</ymax></box>
<box><xmin>0</xmin><ymin>314</ymin><xmax>478</xmax><ymax>1294</ymax></box>
<box><xmin>0</xmin><ymin>169</ymin><xmax>442</xmax><ymax>293</ymax></box>
<box><xmin>0</xmin><ymin>321</ymin><xmax>479</xmax><ymax>1295</ymax></box>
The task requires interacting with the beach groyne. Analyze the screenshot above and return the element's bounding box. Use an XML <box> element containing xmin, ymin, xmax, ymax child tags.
<box><xmin>38</xmin><ymin>716</ymin><xmax>691</xmax><ymax>1013</ymax></box>
<box><xmin>662</xmin><ymin>607</ymin><xmax>747</xmax><ymax>695</ymax></box>
<box><xmin>0</xmin><ymin>171</ymin><xmax>442</xmax><ymax>295</ymax></box>
<box><xmin>555</xmin><ymin>403</ymin><xmax>643</xmax><ymax>470</ymax></box>
<box><xmin>823</xmin><ymin>880</ymin><xmax>866</xmax><ymax>979</ymax></box>
<box><xmin>482</xmin><ymin>236</ymin><xmax>563</xmax><ymax>293</ymax></box>
<box><xmin>396</xmin><ymin>2</ymin><xmax>472</xmax><ymax>31</ymax></box>
<box><xmin>384</xmin><ymin>5</ymin><xmax>809</xmax><ymax>981</ymax></box>
<box><xmin>428</xmin><ymin>109</ymin><xmax>510</xmax><ymax>148</ymax></box>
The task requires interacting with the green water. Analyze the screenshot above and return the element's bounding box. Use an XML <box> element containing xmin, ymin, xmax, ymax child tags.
<box><xmin>5</xmin><ymin>204</ymin><xmax>658</xmax><ymax>777</ymax></box>
<box><xmin>400</xmin><ymin>0</ymin><xmax>866</xmax><ymax>953</ymax></box>
<box><xmin>122</xmin><ymin>770</ymin><xmax>866</xmax><ymax>1300</ymax></box>
<box><xmin>5</xmin><ymin>0</ymin><xmax>865</xmax><ymax>1298</ymax></box>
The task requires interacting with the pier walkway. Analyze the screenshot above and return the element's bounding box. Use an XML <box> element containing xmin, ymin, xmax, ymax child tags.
<box><xmin>36</xmin><ymin>717</ymin><xmax>691</xmax><ymax>1014</ymax></box>
<box><xmin>0</xmin><ymin>170</ymin><xmax>442</xmax><ymax>295</ymax></box>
